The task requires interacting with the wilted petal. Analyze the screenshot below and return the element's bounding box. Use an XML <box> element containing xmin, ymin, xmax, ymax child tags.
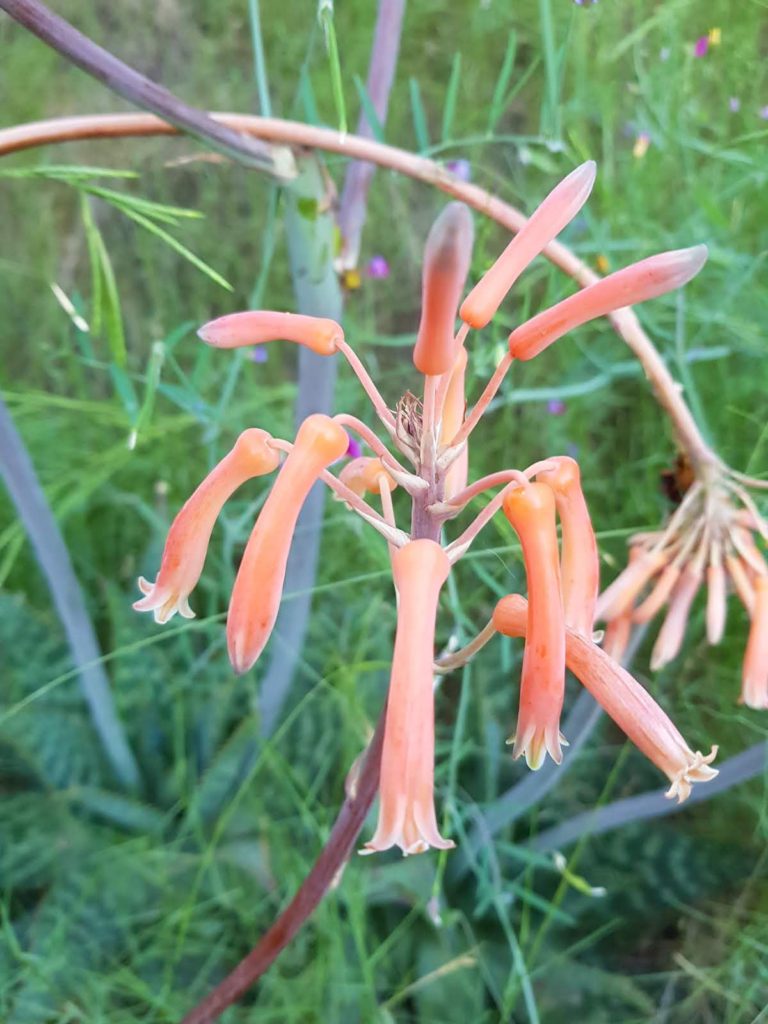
<box><xmin>413</xmin><ymin>203</ymin><xmax>475</xmax><ymax>376</ymax></box>
<box><xmin>503</xmin><ymin>483</ymin><xmax>566</xmax><ymax>769</ymax></box>
<box><xmin>602</xmin><ymin>612</ymin><xmax>632</xmax><ymax>662</ymax></box>
<box><xmin>595</xmin><ymin>548</ymin><xmax>666</xmax><ymax>622</ymax></box>
<box><xmin>460</xmin><ymin>162</ymin><xmax>596</xmax><ymax>329</ymax></box>
<box><xmin>725</xmin><ymin>553</ymin><xmax>755</xmax><ymax>615</ymax></box>
<box><xmin>493</xmin><ymin>594</ymin><xmax>718</xmax><ymax>801</ymax></box>
<box><xmin>508</xmin><ymin>246</ymin><xmax>708</xmax><ymax>362</ymax></box>
<box><xmin>632</xmin><ymin>562</ymin><xmax>681</xmax><ymax>624</ymax></box>
<box><xmin>706</xmin><ymin>554</ymin><xmax>727</xmax><ymax>646</ymax></box>
<box><xmin>198</xmin><ymin>311</ymin><xmax>344</xmax><ymax>355</ymax></box>
<box><xmin>363</xmin><ymin>540</ymin><xmax>453</xmax><ymax>855</ymax></box>
<box><xmin>650</xmin><ymin>565</ymin><xmax>703</xmax><ymax>671</ymax></box>
<box><xmin>740</xmin><ymin>576</ymin><xmax>768</xmax><ymax>709</ymax></box>
<box><xmin>227</xmin><ymin>415</ymin><xmax>348</xmax><ymax>673</ymax></box>
<box><xmin>537</xmin><ymin>456</ymin><xmax>599</xmax><ymax>635</ymax></box>
<box><xmin>133</xmin><ymin>429</ymin><xmax>279</xmax><ymax>624</ymax></box>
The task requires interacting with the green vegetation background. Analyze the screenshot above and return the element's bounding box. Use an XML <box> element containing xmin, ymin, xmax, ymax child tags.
<box><xmin>1</xmin><ymin>0</ymin><xmax>767</xmax><ymax>1020</ymax></box>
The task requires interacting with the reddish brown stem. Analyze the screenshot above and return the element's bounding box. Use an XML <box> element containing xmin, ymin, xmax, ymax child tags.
<box><xmin>181</xmin><ymin>716</ymin><xmax>385</xmax><ymax>1024</ymax></box>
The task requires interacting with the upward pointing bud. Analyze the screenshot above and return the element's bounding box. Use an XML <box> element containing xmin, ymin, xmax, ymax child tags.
<box><xmin>460</xmin><ymin>161</ymin><xmax>596</xmax><ymax>329</ymax></box>
<box><xmin>508</xmin><ymin>245</ymin><xmax>708</xmax><ymax>362</ymax></box>
<box><xmin>413</xmin><ymin>203</ymin><xmax>474</xmax><ymax>376</ymax></box>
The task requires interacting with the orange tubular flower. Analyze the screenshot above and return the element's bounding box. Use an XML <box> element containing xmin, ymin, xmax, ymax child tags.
<box><xmin>741</xmin><ymin>576</ymin><xmax>768</xmax><ymax>709</ymax></box>
<box><xmin>338</xmin><ymin>457</ymin><xmax>397</xmax><ymax>497</ymax></box>
<box><xmin>508</xmin><ymin>246</ymin><xmax>708</xmax><ymax>362</ymax></box>
<box><xmin>412</xmin><ymin>202</ymin><xmax>474</xmax><ymax>376</ymax></box>
<box><xmin>502</xmin><ymin>483</ymin><xmax>566</xmax><ymax>769</ymax></box>
<box><xmin>493</xmin><ymin>595</ymin><xmax>718</xmax><ymax>802</ymax></box>
<box><xmin>363</xmin><ymin>540</ymin><xmax>453</xmax><ymax>855</ymax></box>
<box><xmin>133</xmin><ymin>429</ymin><xmax>280</xmax><ymax>623</ymax></box>
<box><xmin>460</xmin><ymin>160</ymin><xmax>596</xmax><ymax>329</ymax></box>
<box><xmin>227</xmin><ymin>415</ymin><xmax>348</xmax><ymax>674</ymax></box>
<box><xmin>198</xmin><ymin>310</ymin><xmax>344</xmax><ymax>355</ymax></box>
<box><xmin>439</xmin><ymin>347</ymin><xmax>469</xmax><ymax>499</ymax></box>
<box><xmin>536</xmin><ymin>456</ymin><xmax>599</xmax><ymax>636</ymax></box>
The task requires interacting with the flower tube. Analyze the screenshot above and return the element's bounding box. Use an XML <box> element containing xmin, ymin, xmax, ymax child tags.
<box><xmin>227</xmin><ymin>414</ymin><xmax>348</xmax><ymax>674</ymax></box>
<box><xmin>460</xmin><ymin>161</ymin><xmax>596</xmax><ymax>329</ymax></box>
<box><xmin>650</xmin><ymin>564</ymin><xmax>703</xmax><ymax>671</ymax></box>
<box><xmin>503</xmin><ymin>483</ymin><xmax>566</xmax><ymax>768</ymax></box>
<box><xmin>741</xmin><ymin>575</ymin><xmax>768</xmax><ymax>709</ymax></box>
<box><xmin>439</xmin><ymin>347</ymin><xmax>469</xmax><ymax>499</ymax></box>
<box><xmin>508</xmin><ymin>246</ymin><xmax>708</xmax><ymax>362</ymax></box>
<box><xmin>198</xmin><ymin>311</ymin><xmax>344</xmax><ymax>355</ymax></box>
<box><xmin>363</xmin><ymin>540</ymin><xmax>453</xmax><ymax>855</ymax></box>
<box><xmin>134</xmin><ymin>428</ymin><xmax>280</xmax><ymax>623</ymax></box>
<box><xmin>537</xmin><ymin>456</ymin><xmax>599</xmax><ymax>635</ymax></box>
<box><xmin>493</xmin><ymin>595</ymin><xmax>718</xmax><ymax>801</ymax></box>
<box><xmin>412</xmin><ymin>203</ymin><xmax>474</xmax><ymax>376</ymax></box>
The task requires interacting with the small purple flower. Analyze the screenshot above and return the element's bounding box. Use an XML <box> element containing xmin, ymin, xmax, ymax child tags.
<box><xmin>547</xmin><ymin>399</ymin><xmax>567</xmax><ymax>416</ymax></box>
<box><xmin>366</xmin><ymin>255</ymin><xmax>390</xmax><ymax>279</ymax></box>
<box><xmin>759</xmin><ymin>106</ymin><xmax>768</xmax><ymax>121</ymax></box>
<box><xmin>346</xmin><ymin>437</ymin><xmax>363</xmax><ymax>459</ymax></box>
<box><xmin>250</xmin><ymin>347</ymin><xmax>268</xmax><ymax>363</ymax></box>
<box><xmin>659</xmin><ymin>46</ymin><xmax>671</xmax><ymax>62</ymax></box>
<box><xmin>446</xmin><ymin>158</ymin><xmax>472</xmax><ymax>182</ymax></box>
<box><xmin>729</xmin><ymin>97</ymin><xmax>741</xmax><ymax>113</ymax></box>
<box><xmin>693</xmin><ymin>36</ymin><xmax>709</xmax><ymax>58</ymax></box>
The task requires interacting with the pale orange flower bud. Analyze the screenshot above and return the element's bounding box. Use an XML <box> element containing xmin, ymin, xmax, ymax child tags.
<box><xmin>133</xmin><ymin>429</ymin><xmax>279</xmax><ymax>623</ymax></box>
<box><xmin>363</xmin><ymin>540</ymin><xmax>453</xmax><ymax>855</ymax></box>
<box><xmin>460</xmin><ymin>161</ymin><xmax>596</xmax><ymax>329</ymax></box>
<box><xmin>632</xmin><ymin>562</ymin><xmax>681</xmax><ymax>624</ymax></box>
<box><xmin>493</xmin><ymin>594</ymin><xmax>718</xmax><ymax>801</ymax></box>
<box><xmin>725</xmin><ymin>553</ymin><xmax>755</xmax><ymax>615</ymax></box>
<box><xmin>537</xmin><ymin>456</ymin><xmax>599</xmax><ymax>635</ymax></box>
<box><xmin>508</xmin><ymin>246</ymin><xmax>708</xmax><ymax>362</ymax></box>
<box><xmin>227</xmin><ymin>415</ymin><xmax>348</xmax><ymax>673</ymax></box>
<box><xmin>650</xmin><ymin>564</ymin><xmax>703</xmax><ymax>671</ymax></box>
<box><xmin>338</xmin><ymin>457</ymin><xmax>397</xmax><ymax>497</ymax></box>
<box><xmin>439</xmin><ymin>347</ymin><xmax>469</xmax><ymax>499</ymax></box>
<box><xmin>502</xmin><ymin>483</ymin><xmax>566</xmax><ymax>769</ymax></box>
<box><xmin>706</xmin><ymin>556</ymin><xmax>727</xmax><ymax>646</ymax></box>
<box><xmin>413</xmin><ymin>203</ymin><xmax>474</xmax><ymax>376</ymax></box>
<box><xmin>740</xmin><ymin>575</ymin><xmax>768</xmax><ymax>709</ymax></box>
<box><xmin>197</xmin><ymin>311</ymin><xmax>344</xmax><ymax>355</ymax></box>
<box><xmin>595</xmin><ymin>548</ymin><xmax>666</xmax><ymax>622</ymax></box>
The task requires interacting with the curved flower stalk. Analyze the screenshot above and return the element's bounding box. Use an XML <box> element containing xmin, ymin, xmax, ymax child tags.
<box><xmin>136</xmin><ymin>162</ymin><xmax>720</xmax><ymax>855</ymax></box>
<box><xmin>595</xmin><ymin>462</ymin><xmax>768</xmax><ymax>704</ymax></box>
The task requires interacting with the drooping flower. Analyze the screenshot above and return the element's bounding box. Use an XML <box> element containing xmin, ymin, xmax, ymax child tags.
<box><xmin>537</xmin><ymin>456</ymin><xmax>599</xmax><ymax>636</ymax></box>
<box><xmin>502</xmin><ymin>483</ymin><xmax>566</xmax><ymax>768</ymax></box>
<box><xmin>493</xmin><ymin>595</ymin><xmax>718</xmax><ymax>801</ymax></box>
<box><xmin>338</xmin><ymin>457</ymin><xmax>396</xmax><ymax>497</ymax></box>
<box><xmin>362</xmin><ymin>540</ymin><xmax>453</xmax><ymax>855</ymax></box>
<box><xmin>741</xmin><ymin>576</ymin><xmax>768</xmax><ymax>709</ymax></box>
<box><xmin>198</xmin><ymin>310</ymin><xmax>344</xmax><ymax>355</ymax></box>
<box><xmin>134</xmin><ymin>429</ymin><xmax>280</xmax><ymax>623</ymax></box>
<box><xmin>227</xmin><ymin>415</ymin><xmax>349</xmax><ymax>673</ymax></box>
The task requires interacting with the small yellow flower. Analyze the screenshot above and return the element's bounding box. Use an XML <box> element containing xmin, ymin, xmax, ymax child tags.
<box><xmin>633</xmin><ymin>132</ymin><xmax>651</xmax><ymax>159</ymax></box>
<box><xmin>596</xmin><ymin>253</ymin><xmax>610</xmax><ymax>274</ymax></box>
<box><xmin>708</xmin><ymin>27</ymin><xmax>721</xmax><ymax>46</ymax></box>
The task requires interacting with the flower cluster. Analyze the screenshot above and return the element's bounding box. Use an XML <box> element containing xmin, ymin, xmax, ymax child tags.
<box><xmin>135</xmin><ymin>161</ymin><xmax>720</xmax><ymax>855</ymax></box>
<box><xmin>596</xmin><ymin>460</ymin><xmax>768</xmax><ymax>709</ymax></box>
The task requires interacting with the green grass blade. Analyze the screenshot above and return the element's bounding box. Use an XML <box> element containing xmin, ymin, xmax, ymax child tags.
<box><xmin>318</xmin><ymin>0</ymin><xmax>348</xmax><ymax>134</ymax></box>
<box><xmin>353</xmin><ymin>74</ymin><xmax>386</xmax><ymax>141</ymax></box>
<box><xmin>487</xmin><ymin>32</ymin><xmax>517</xmax><ymax>133</ymax></box>
<box><xmin>409</xmin><ymin>76</ymin><xmax>430</xmax><ymax>152</ymax></box>
<box><xmin>441</xmin><ymin>52</ymin><xmax>462</xmax><ymax>143</ymax></box>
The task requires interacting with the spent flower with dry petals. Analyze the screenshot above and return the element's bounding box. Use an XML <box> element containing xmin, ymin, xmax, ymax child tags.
<box><xmin>134</xmin><ymin>161</ymin><xmax>722</xmax><ymax>854</ymax></box>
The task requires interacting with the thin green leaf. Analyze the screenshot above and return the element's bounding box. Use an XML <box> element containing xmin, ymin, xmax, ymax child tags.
<box><xmin>487</xmin><ymin>32</ymin><xmax>518</xmax><ymax>133</ymax></box>
<box><xmin>441</xmin><ymin>52</ymin><xmax>462</xmax><ymax>143</ymax></box>
<box><xmin>116</xmin><ymin>206</ymin><xmax>233</xmax><ymax>291</ymax></box>
<box><xmin>318</xmin><ymin>0</ymin><xmax>348</xmax><ymax>134</ymax></box>
<box><xmin>298</xmin><ymin>67</ymin><xmax>321</xmax><ymax>126</ymax></box>
<box><xmin>409</xmin><ymin>77</ymin><xmax>430</xmax><ymax>152</ymax></box>
<box><xmin>84</xmin><ymin>184</ymin><xmax>204</xmax><ymax>224</ymax></box>
<box><xmin>353</xmin><ymin>74</ymin><xmax>386</xmax><ymax>142</ymax></box>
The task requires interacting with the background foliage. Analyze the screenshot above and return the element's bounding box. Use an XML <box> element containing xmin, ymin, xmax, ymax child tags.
<box><xmin>1</xmin><ymin>1</ymin><xmax>767</xmax><ymax>1020</ymax></box>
